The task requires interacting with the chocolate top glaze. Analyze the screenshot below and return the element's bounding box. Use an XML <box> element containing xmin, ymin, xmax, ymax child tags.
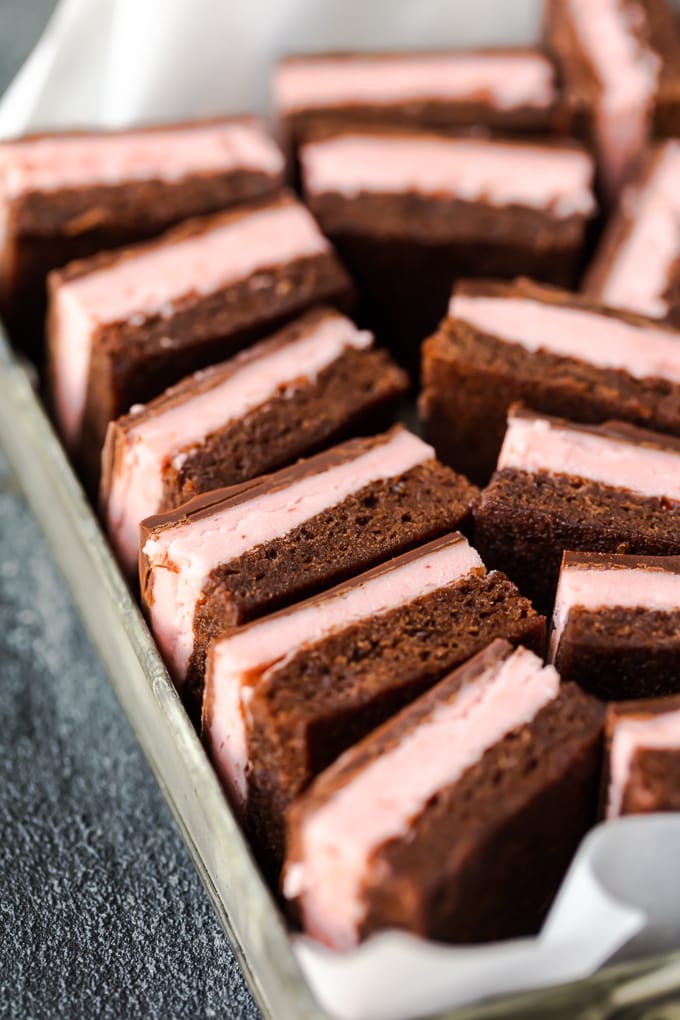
<box><xmin>48</xmin><ymin>190</ymin><xmax>307</xmax><ymax>288</ymax></box>
<box><xmin>508</xmin><ymin>401</ymin><xmax>680</xmax><ymax>454</ymax></box>
<box><xmin>561</xmin><ymin>550</ymin><xmax>680</xmax><ymax>573</ymax></box>
<box><xmin>452</xmin><ymin>276</ymin><xmax>680</xmax><ymax>333</ymax></box>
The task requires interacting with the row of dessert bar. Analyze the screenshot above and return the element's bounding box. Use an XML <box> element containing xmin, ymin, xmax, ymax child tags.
<box><xmin>138</xmin><ymin>456</ymin><xmax>680</xmax><ymax>952</ymax></box>
<box><xmin>4</xmin><ymin>0</ymin><xmax>680</xmax><ymax>385</ymax></box>
<box><xmin>1</xmin><ymin>0</ymin><xmax>680</xmax><ymax>953</ymax></box>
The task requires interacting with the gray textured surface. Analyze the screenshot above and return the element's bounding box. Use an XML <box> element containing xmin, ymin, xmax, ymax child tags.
<box><xmin>0</xmin><ymin>8</ymin><xmax>260</xmax><ymax>1019</ymax></box>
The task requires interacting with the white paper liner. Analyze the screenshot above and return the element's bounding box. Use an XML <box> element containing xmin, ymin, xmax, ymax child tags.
<box><xmin>2</xmin><ymin>3</ymin><xmax>680</xmax><ymax>1018</ymax></box>
<box><xmin>0</xmin><ymin>0</ymin><xmax>543</xmax><ymax>135</ymax></box>
<box><xmin>294</xmin><ymin>816</ymin><xmax>680</xmax><ymax>1019</ymax></box>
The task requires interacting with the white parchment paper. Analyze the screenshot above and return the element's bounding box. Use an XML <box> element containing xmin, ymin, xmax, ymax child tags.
<box><xmin>2</xmin><ymin>3</ymin><xmax>680</xmax><ymax>1017</ymax></box>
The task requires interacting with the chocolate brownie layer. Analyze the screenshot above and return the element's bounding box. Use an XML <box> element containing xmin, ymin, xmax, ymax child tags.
<box><xmin>47</xmin><ymin>192</ymin><xmax>353</xmax><ymax>485</ymax></box>
<box><xmin>0</xmin><ymin>118</ymin><xmax>285</xmax><ymax>360</ymax></box>
<box><xmin>622</xmin><ymin>748</ymin><xmax>680</xmax><ymax>813</ymax></box>
<box><xmin>420</xmin><ymin>278</ymin><xmax>680</xmax><ymax>483</ymax></box>
<box><xmin>474</xmin><ymin>468</ymin><xmax>680</xmax><ymax>609</ymax></box>
<box><xmin>244</xmin><ymin>570</ymin><xmax>545</xmax><ymax>873</ymax></box>
<box><xmin>179</xmin><ymin>455</ymin><xmax>478</xmax><ymax>714</ymax></box>
<box><xmin>556</xmin><ymin>607</ymin><xmax>680</xmax><ymax>699</ymax></box>
<box><xmin>307</xmin><ymin>173</ymin><xmax>590</xmax><ymax>248</ymax></box>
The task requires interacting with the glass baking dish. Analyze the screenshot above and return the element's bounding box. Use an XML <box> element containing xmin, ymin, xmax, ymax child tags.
<box><xmin>2</xmin><ymin>319</ymin><xmax>680</xmax><ymax>1019</ymax></box>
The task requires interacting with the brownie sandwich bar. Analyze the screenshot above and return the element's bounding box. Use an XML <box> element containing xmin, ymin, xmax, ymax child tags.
<box><xmin>474</xmin><ymin>405</ymin><xmax>680</xmax><ymax>608</ymax></box>
<box><xmin>545</xmin><ymin>0</ymin><xmax>680</xmax><ymax>200</ymax></box>
<box><xmin>101</xmin><ymin>307</ymin><xmax>408</xmax><ymax>578</ymax></box>
<box><xmin>202</xmin><ymin>535</ymin><xmax>545</xmax><ymax>872</ymax></box>
<box><xmin>275</xmin><ymin>49</ymin><xmax>558</xmax><ymax>149</ymax></box>
<box><xmin>47</xmin><ymin>191</ymin><xmax>353</xmax><ymax>483</ymax></box>
<box><xmin>283</xmin><ymin>640</ymin><xmax>603</xmax><ymax>948</ymax></box>
<box><xmin>550</xmin><ymin>551</ymin><xmax>680</xmax><ymax>700</ymax></box>
<box><xmin>141</xmin><ymin>428</ymin><xmax>479</xmax><ymax>716</ymax></box>
<box><xmin>300</xmin><ymin>129</ymin><xmax>596</xmax><ymax>362</ymax></box>
<box><xmin>420</xmin><ymin>277</ymin><xmax>680</xmax><ymax>483</ymax></box>
<box><xmin>0</xmin><ymin>118</ymin><xmax>285</xmax><ymax>358</ymax></box>
<box><xmin>584</xmin><ymin>141</ymin><xmax>680</xmax><ymax>325</ymax></box>
<box><xmin>605</xmin><ymin>695</ymin><xmax>680</xmax><ymax>817</ymax></box>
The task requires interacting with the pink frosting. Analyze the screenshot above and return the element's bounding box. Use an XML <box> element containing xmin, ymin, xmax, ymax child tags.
<box><xmin>0</xmin><ymin>122</ymin><xmax>283</xmax><ymax>197</ymax></box>
<box><xmin>568</xmin><ymin>0</ymin><xmax>659</xmax><ymax>198</ymax></box>
<box><xmin>51</xmin><ymin>200</ymin><xmax>330</xmax><ymax>445</ymax></box>
<box><xmin>283</xmin><ymin>646</ymin><xmax>558</xmax><ymax>949</ymax></box>
<box><xmin>205</xmin><ymin>537</ymin><xmax>485</xmax><ymax>806</ymax></box>
<box><xmin>275</xmin><ymin>52</ymin><xmax>555</xmax><ymax>113</ymax></box>
<box><xmin>608</xmin><ymin>710</ymin><xmax>680</xmax><ymax>818</ymax></box>
<box><xmin>498</xmin><ymin>413</ymin><xmax>680</xmax><ymax>501</ymax></box>
<box><xmin>550</xmin><ymin>561</ymin><xmax>680</xmax><ymax>660</ymax></box>
<box><xmin>449</xmin><ymin>293</ymin><xmax>680</xmax><ymax>382</ymax></box>
<box><xmin>105</xmin><ymin>312</ymin><xmax>373</xmax><ymax>577</ymax></box>
<box><xmin>301</xmin><ymin>135</ymin><xmax>595</xmax><ymax>217</ymax></box>
<box><xmin>597</xmin><ymin>142</ymin><xmax>680</xmax><ymax>318</ymax></box>
<box><xmin>145</xmin><ymin>429</ymin><xmax>434</xmax><ymax>685</ymax></box>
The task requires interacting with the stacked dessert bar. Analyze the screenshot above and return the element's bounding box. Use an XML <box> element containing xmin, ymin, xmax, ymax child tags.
<box><xmin>5</xmin><ymin>0</ymin><xmax>680</xmax><ymax>959</ymax></box>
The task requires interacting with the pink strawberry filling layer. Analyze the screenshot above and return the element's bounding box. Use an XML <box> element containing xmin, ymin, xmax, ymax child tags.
<box><xmin>498</xmin><ymin>413</ymin><xmax>680</xmax><ymax>501</ymax></box>
<box><xmin>550</xmin><ymin>562</ymin><xmax>680</xmax><ymax>660</ymax></box>
<box><xmin>0</xmin><ymin>121</ymin><xmax>283</xmax><ymax>196</ymax></box>
<box><xmin>301</xmin><ymin>135</ymin><xmax>595</xmax><ymax>217</ymax></box>
<box><xmin>283</xmin><ymin>646</ymin><xmax>558</xmax><ymax>950</ymax></box>
<box><xmin>449</xmin><ymin>293</ymin><xmax>680</xmax><ymax>383</ymax></box>
<box><xmin>275</xmin><ymin>52</ymin><xmax>555</xmax><ymax>112</ymax></box>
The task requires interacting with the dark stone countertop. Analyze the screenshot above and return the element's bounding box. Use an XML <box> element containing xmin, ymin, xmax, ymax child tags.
<box><xmin>0</xmin><ymin>6</ymin><xmax>260</xmax><ymax>1018</ymax></box>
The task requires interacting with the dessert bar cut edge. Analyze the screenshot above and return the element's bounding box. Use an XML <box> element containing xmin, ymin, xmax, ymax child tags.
<box><xmin>1</xmin><ymin>323</ymin><xmax>679</xmax><ymax>1018</ymax></box>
